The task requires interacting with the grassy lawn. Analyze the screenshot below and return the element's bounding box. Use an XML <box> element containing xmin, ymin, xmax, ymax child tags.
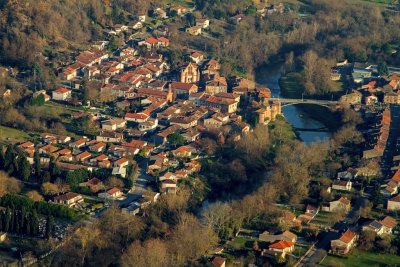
<box><xmin>227</xmin><ymin>236</ymin><xmax>257</xmax><ymax>251</ymax></box>
<box><xmin>280</xmin><ymin>72</ymin><xmax>304</xmax><ymax>98</ymax></box>
<box><xmin>294</xmin><ymin>243</ymin><xmax>311</xmax><ymax>257</ymax></box>
<box><xmin>0</xmin><ymin>125</ymin><xmax>30</xmax><ymax>142</ymax></box>
<box><xmin>320</xmin><ymin>250</ymin><xmax>400</xmax><ymax>267</ymax></box>
<box><xmin>312</xmin><ymin>211</ymin><xmax>334</xmax><ymax>228</ymax></box>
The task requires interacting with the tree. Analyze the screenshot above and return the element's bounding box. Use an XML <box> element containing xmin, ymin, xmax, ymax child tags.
<box><xmin>328</xmin><ymin>207</ymin><xmax>347</xmax><ymax>224</ymax></box>
<box><xmin>358</xmin><ymin>159</ymin><xmax>381</xmax><ymax>183</ymax></box>
<box><xmin>45</xmin><ymin>215</ymin><xmax>54</xmax><ymax>239</ymax></box>
<box><xmin>167</xmin><ymin>133</ymin><xmax>185</xmax><ymax>147</ymax></box>
<box><xmin>105</xmin><ymin>176</ymin><xmax>124</xmax><ymax>189</ymax></box>
<box><xmin>127</xmin><ymin>160</ymin><xmax>139</xmax><ymax>182</ymax></box>
<box><xmin>202</xmin><ymin>202</ymin><xmax>237</xmax><ymax>240</ymax></box>
<box><xmin>18</xmin><ymin>152</ymin><xmax>30</xmax><ymax>181</ymax></box>
<box><xmin>26</xmin><ymin>190</ymin><xmax>44</xmax><ymax>201</ymax></box>
<box><xmin>0</xmin><ymin>171</ymin><xmax>21</xmax><ymax>197</ymax></box>
<box><xmin>359</xmin><ymin>230</ymin><xmax>376</xmax><ymax>251</ymax></box>
<box><xmin>169</xmin><ymin>214</ymin><xmax>218</xmax><ymax>266</ymax></box>
<box><xmin>48</xmin><ymin>156</ymin><xmax>61</xmax><ymax>178</ymax></box>
<box><xmin>41</xmin><ymin>182</ymin><xmax>60</xmax><ymax>196</ymax></box>
<box><xmin>66</xmin><ymin>169</ymin><xmax>91</xmax><ymax>187</ymax></box>
<box><xmin>74</xmin><ymin>224</ymin><xmax>104</xmax><ymax>266</ymax></box>
<box><xmin>252</xmin><ymin>240</ymin><xmax>259</xmax><ymax>251</ymax></box>
<box><xmin>4</xmin><ymin>144</ymin><xmax>15</xmax><ymax>172</ymax></box>
<box><xmin>302</xmin><ymin>50</ymin><xmax>318</xmax><ymax>84</ymax></box>
<box><xmin>378</xmin><ymin>62</ymin><xmax>389</xmax><ymax>76</ymax></box>
<box><xmin>33</xmin><ymin>151</ymin><xmax>41</xmax><ymax>177</ymax></box>
<box><xmin>120</xmin><ymin>239</ymin><xmax>169</xmax><ymax>267</ymax></box>
<box><xmin>0</xmin><ymin>145</ymin><xmax>5</xmax><ymax>169</ymax></box>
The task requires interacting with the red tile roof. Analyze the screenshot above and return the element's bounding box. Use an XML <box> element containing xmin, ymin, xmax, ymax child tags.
<box><xmin>269</xmin><ymin>240</ymin><xmax>294</xmax><ymax>249</ymax></box>
<box><xmin>157</xmin><ymin>37</ymin><xmax>169</xmax><ymax>43</ymax></box>
<box><xmin>380</xmin><ymin>216</ymin><xmax>397</xmax><ymax>229</ymax></box>
<box><xmin>338</xmin><ymin>230</ymin><xmax>356</xmax><ymax>244</ymax></box>
<box><xmin>146</xmin><ymin>37</ymin><xmax>158</xmax><ymax>45</ymax></box>
<box><xmin>107</xmin><ymin>187</ymin><xmax>121</xmax><ymax>195</ymax></box>
<box><xmin>115</xmin><ymin>158</ymin><xmax>129</xmax><ymax>165</ymax></box>
<box><xmin>54</xmin><ymin>88</ymin><xmax>71</xmax><ymax>94</ymax></box>
<box><xmin>125</xmin><ymin>112</ymin><xmax>149</xmax><ymax>119</ymax></box>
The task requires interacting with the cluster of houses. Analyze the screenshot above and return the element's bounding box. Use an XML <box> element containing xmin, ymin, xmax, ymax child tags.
<box><xmin>13</xmin><ymin>3</ymin><xmax>290</xmax><ymax>222</ymax></box>
<box><xmin>338</xmin><ymin>61</ymin><xmax>400</xmax><ymax>107</ymax></box>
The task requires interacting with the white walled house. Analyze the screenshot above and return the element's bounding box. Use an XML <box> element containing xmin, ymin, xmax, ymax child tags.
<box><xmin>52</xmin><ymin>88</ymin><xmax>72</xmax><ymax>101</ymax></box>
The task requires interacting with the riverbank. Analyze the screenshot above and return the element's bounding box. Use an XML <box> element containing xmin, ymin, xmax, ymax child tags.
<box><xmin>278</xmin><ymin>70</ymin><xmax>344</xmax><ymax>133</ymax></box>
<box><xmin>279</xmin><ymin>71</ymin><xmax>345</xmax><ymax>100</ymax></box>
<box><xmin>255</xmin><ymin>64</ymin><xmax>342</xmax><ymax>142</ymax></box>
<box><xmin>291</xmin><ymin>104</ymin><xmax>342</xmax><ymax>132</ymax></box>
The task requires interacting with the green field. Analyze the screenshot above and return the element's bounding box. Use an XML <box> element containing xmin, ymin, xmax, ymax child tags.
<box><xmin>312</xmin><ymin>211</ymin><xmax>334</xmax><ymax>228</ymax></box>
<box><xmin>320</xmin><ymin>250</ymin><xmax>400</xmax><ymax>267</ymax></box>
<box><xmin>279</xmin><ymin>72</ymin><xmax>304</xmax><ymax>98</ymax></box>
<box><xmin>227</xmin><ymin>236</ymin><xmax>257</xmax><ymax>251</ymax></box>
<box><xmin>0</xmin><ymin>125</ymin><xmax>30</xmax><ymax>142</ymax></box>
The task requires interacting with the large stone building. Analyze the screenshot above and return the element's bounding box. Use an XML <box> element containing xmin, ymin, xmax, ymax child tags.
<box><xmin>180</xmin><ymin>62</ymin><xmax>200</xmax><ymax>83</ymax></box>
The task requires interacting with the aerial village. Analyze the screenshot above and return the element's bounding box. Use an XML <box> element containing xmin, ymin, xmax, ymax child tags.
<box><xmin>2</xmin><ymin>2</ymin><xmax>400</xmax><ymax>266</ymax></box>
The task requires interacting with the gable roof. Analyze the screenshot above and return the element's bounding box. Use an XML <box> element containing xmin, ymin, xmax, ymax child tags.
<box><xmin>380</xmin><ymin>216</ymin><xmax>397</xmax><ymax>229</ymax></box>
<box><xmin>269</xmin><ymin>240</ymin><xmax>294</xmax><ymax>249</ymax></box>
<box><xmin>211</xmin><ymin>257</ymin><xmax>226</xmax><ymax>267</ymax></box>
<box><xmin>389</xmin><ymin>194</ymin><xmax>400</xmax><ymax>203</ymax></box>
<box><xmin>145</xmin><ymin>37</ymin><xmax>158</xmax><ymax>45</ymax></box>
<box><xmin>54</xmin><ymin>192</ymin><xmax>80</xmax><ymax>202</ymax></box>
<box><xmin>115</xmin><ymin>158</ymin><xmax>129</xmax><ymax>165</ymax></box>
<box><xmin>54</xmin><ymin>88</ymin><xmax>71</xmax><ymax>94</ymax></box>
<box><xmin>338</xmin><ymin>229</ymin><xmax>356</xmax><ymax>244</ymax></box>
<box><xmin>392</xmin><ymin>170</ymin><xmax>400</xmax><ymax>182</ymax></box>
<box><xmin>86</xmin><ymin>178</ymin><xmax>102</xmax><ymax>186</ymax></box>
<box><xmin>107</xmin><ymin>187</ymin><xmax>121</xmax><ymax>195</ymax></box>
<box><xmin>282</xmin><ymin>230</ymin><xmax>297</xmax><ymax>240</ymax></box>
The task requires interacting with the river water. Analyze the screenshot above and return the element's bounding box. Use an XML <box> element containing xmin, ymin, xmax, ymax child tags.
<box><xmin>255</xmin><ymin>64</ymin><xmax>332</xmax><ymax>143</ymax></box>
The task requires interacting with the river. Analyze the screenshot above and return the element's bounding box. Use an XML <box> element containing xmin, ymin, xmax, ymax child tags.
<box><xmin>255</xmin><ymin>64</ymin><xmax>333</xmax><ymax>143</ymax></box>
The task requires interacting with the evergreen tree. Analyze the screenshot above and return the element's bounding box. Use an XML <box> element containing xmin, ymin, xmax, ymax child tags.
<box><xmin>4</xmin><ymin>144</ymin><xmax>15</xmax><ymax>171</ymax></box>
<box><xmin>45</xmin><ymin>215</ymin><xmax>54</xmax><ymax>239</ymax></box>
<box><xmin>49</xmin><ymin>156</ymin><xmax>61</xmax><ymax>179</ymax></box>
<box><xmin>42</xmin><ymin>172</ymin><xmax>51</xmax><ymax>183</ymax></box>
<box><xmin>378</xmin><ymin>62</ymin><xmax>389</xmax><ymax>76</ymax></box>
<box><xmin>0</xmin><ymin>211</ymin><xmax>3</xmax><ymax>231</ymax></box>
<box><xmin>18</xmin><ymin>152</ymin><xmax>31</xmax><ymax>182</ymax></box>
<box><xmin>9</xmin><ymin>207</ymin><xmax>15</xmax><ymax>232</ymax></box>
<box><xmin>0</xmin><ymin>145</ymin><xmax>5</xmax><ymax>169</ymax></box>
<box><xmin>31</xmin><ymin>210</ymin><xmax>39</xmax><ymax>236</ymax></box>
<box><xmin>20</xmin><ymin>207</ymin><xmax>26</xmax><ymax>234</ymax></box>
<box><xmin>34</xmin><ymin>151</ymin><xmax>41</xmax><ymax>177</ymax></box>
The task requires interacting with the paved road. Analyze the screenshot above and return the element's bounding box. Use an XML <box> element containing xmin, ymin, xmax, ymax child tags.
<box><xmin>129</xmin><ymin>159</ymin><xmax>156</xmax><ymax>193</ymax></box>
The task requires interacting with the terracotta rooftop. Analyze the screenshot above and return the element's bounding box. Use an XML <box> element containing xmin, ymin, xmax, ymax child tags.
<box><xmin>269</xmin><ymin>240</ymin><xmax>294</xmax><ymax>249</ymax></box>
<box><xmin>380</xmin><ymin>216</ymin><xmax>398</xmax><ymax>229</ymax></box>
<box><xmin>338</xmin><ymin>229</ymin><xmax>356</xmax><ymax>244</ymax></box>
<box><xmin>107</xmin><ymin>187</ymin><xmax>121</xmax><ymax>195</ymax></box>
